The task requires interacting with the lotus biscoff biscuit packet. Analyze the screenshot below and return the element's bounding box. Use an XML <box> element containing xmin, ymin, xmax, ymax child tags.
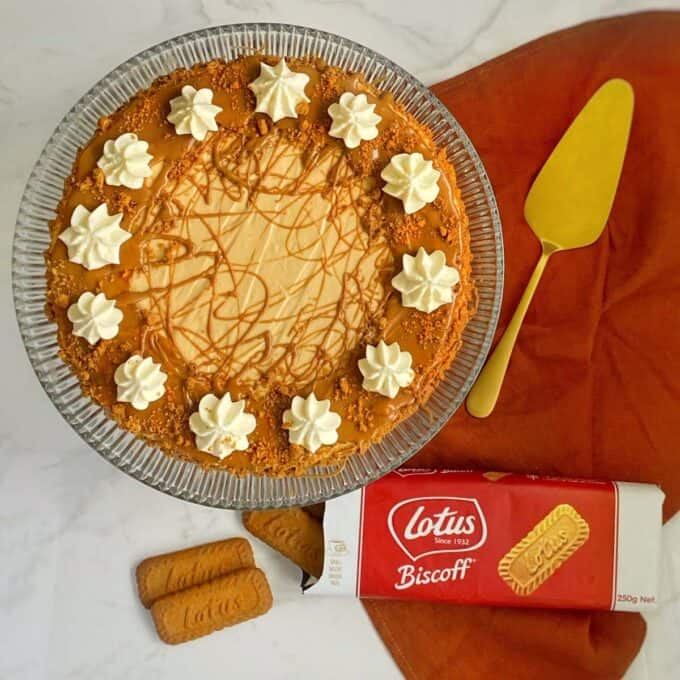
<box><xmin>246</xmin><ymin>470</ymin><xmax>663</xmax><ymax>611</ymax></box>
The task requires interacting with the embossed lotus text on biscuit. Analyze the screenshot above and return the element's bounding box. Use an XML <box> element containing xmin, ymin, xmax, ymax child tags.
<box><xmin>498</xmin><ymin>504</ymin><xmax>590</xmax><ymax>596</ymax></box>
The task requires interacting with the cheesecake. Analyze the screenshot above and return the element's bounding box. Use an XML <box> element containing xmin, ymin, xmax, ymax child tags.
<box><xmin>45</xmin><ymin>55</ymin><xmax>475</xmax><ymax>475</ymax></box>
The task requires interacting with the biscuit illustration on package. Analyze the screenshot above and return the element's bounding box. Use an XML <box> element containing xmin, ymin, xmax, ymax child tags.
<box><xmin>243</xmin><ymin>508</ymin><xmax>324</xmax><ymax>578</ymax></box>
<box><xmin>498</xmin><ymin>504</ymin><xmax>590</xmax><ymax>596</ymax></box>
<box><xmin>151</xmin><ymin>567</ymin><xmax>273</xmax><ymax>644</ymax></box>
<box><xmin>136</xmin><ymin>537</ymin><xmax>254</xmax><ymax>608</ymax></box>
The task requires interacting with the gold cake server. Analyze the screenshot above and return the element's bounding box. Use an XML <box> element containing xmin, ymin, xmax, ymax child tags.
<box><xmin>466</xmin><ymin>78</ymin><xmax>634</xmax><ymax>418</ymax></box>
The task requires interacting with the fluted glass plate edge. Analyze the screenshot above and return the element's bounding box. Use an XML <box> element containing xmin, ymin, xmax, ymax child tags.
<box><xmin>12</xmin><ymin>23</ymin><xmax>503</xmax><ymax>509</ymax></box>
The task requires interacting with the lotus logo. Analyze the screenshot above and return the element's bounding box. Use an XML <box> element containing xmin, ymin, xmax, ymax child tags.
<box><xmin>387</xmin><ymin>496</ymin><xmax>488</xmax><ymax>561</ymax></box>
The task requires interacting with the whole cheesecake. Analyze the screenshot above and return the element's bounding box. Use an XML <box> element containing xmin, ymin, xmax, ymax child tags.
<box><xmin>45</xmin><ymin>55</ymin><xmax>476</xmax><ymax>476</ymax></box>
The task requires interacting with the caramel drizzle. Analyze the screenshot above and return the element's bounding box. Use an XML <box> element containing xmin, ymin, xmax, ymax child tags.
<box><xmin>126</xmin><ymin>128</ymin><xmax>391</xmax><ymax>392</ymax></box>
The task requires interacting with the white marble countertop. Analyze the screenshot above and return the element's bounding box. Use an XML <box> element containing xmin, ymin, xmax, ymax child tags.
<box><xmin>2</xmin><ymin>1</ymin><xmax>679</xmax><ymax>678</ymax></box>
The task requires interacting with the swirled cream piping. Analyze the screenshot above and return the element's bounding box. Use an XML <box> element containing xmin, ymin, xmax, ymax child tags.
<box><xmin>248</xmin><ymin>58</ymin><xmax>310</xmax><ymax>122</ymax></box>
<box><xmin>381</xmin><ymin>152</ymin><xmax>440</xmax><ymax>214</ymax></box>
<box><xmin>392</xmin><ymin>246</ymin><xmax>460</xmax><ymax>313</ymax></box>
<box><xmin>67</xmin><ymin>292</ymin><xmax>123</xmax><ymax>345</ymax></box>
<box><xmin>189</xmin><ymin>393</ymin><xmax>256</xmax><ymax>459</ymax></box>
<box><xmin>167</xmin><ymin>85</ymin><xmax>222</xmax><ymax>141</ymax></box>
<box><xmin>328</xmin><ymin>92</ymin><xmax>381</xmax><ymax>149</ymax></box>
<box><xmin>358</xmin><ymin>340</ymin><xmax>415</xmax><ymax>398</ymax></box>
<box><xmin>282</xmin><ymin>393</ymin><xmax>341</xmax><ymax>453</ymax></box>
<box><xmin>97</xmin><ymin>133</ymin><xmax>153</xmax><ymax>189</ymax></box>
<box><xmin>114</xmin><ymin>355</ymin><xmax>167</xmax><ymax>410</ymax></box>
<box><xmin>58</xmin><ymin>203</ymin><xmax>131</xmax><ymax>271</ymax></box>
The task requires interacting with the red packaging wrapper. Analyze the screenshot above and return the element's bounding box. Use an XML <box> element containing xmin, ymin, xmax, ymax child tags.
<box><xmin>305</xmin><ymin>470</ymin><xmax>664</xmax><ymax>611</ymax></box>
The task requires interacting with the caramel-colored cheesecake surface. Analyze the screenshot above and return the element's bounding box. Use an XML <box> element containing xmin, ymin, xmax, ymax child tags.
<box><xmin>45</xmin><ymin>55</ymin><xmax>476</xmax><ymax>475</ymax></box>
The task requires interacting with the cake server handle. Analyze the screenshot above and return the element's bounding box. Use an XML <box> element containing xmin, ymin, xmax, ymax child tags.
<box><xmin>466</xmin><ymin>248</ymin><xmax>551</xmax><ymax>418</ymax></box>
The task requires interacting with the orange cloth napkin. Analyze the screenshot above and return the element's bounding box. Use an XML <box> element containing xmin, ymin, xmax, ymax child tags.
<box><xmin>364</xmin><ymin>11</ymin><xmax>680</xmax><ymax>679</ymax></box>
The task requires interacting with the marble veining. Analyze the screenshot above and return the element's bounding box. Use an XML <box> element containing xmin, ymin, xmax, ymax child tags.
<box><xmin>2</xmin><ymin>1</ymin><xmax>679</xmax><ymax>678</ymax></box>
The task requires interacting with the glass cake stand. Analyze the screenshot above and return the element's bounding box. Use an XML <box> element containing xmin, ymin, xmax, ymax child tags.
<box><xmin>12</xmin><ymin>24</ymin><xmax>503</xmax><ymax>509</ymax></box>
